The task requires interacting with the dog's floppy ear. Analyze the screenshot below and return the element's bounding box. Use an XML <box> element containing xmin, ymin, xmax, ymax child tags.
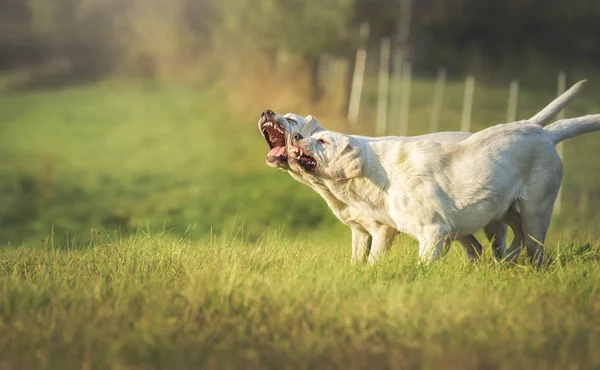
<box><xmin>326</xmin><ymin>136</ymin><xmax>364</xmax><ymax>179</ymax></box>
<box><xmin>305</xmin><ymin>115</ymin><xmax>325</xmax><ymax>134</ymax></box>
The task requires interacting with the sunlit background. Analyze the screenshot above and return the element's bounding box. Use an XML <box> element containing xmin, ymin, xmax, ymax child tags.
<box><xmin>1</xmin><ymin>0</ymin><xmax>600</xmax><ymax>244</ymax></box>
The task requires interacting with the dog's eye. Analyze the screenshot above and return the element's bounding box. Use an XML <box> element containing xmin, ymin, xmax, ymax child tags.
<box><xmin>317</xmin><ymin>139</ymin><xmax>328</xmax><ymax>145</ymax></box>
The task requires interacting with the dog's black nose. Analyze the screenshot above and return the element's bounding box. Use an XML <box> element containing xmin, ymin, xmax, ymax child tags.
<box><xmin>262</xmin><ymin>109</ymin><xmax>275</xmax><ymax>120</ymax></box>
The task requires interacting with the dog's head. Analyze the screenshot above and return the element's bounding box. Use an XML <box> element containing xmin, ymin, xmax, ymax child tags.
<box><xmin>258</xmin><ymin>110</ymin><xmax>324</xmax><ymax>169</ymax></box>
<box><xmin>287</xmin><ymin>130</ymin><xmax>364</xmax><ymax>180</ymax></box>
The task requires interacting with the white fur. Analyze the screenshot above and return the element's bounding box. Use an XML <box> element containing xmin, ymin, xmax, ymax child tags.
<box><xmin>258</xmin><ymin>80</ymin><xmax>588</xmax><ymax>265</ymax></box>
<box><xmin>287</xmin><ymin>114</ymin><xmax>600</xmax><ymax>266</ymax></box>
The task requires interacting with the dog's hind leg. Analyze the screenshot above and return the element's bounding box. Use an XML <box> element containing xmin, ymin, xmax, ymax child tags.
<box><xmin>351</xmin><ymin>228</ymin><xmax>372</xmax><ymax>264</ymax></box>
<box><xmin>518</xmin><ymin>176</ymin><xmax>561</xmax><ymax>266</ymax></box>
<box><xmin>518</xmin><ymin>200</ymin><xmax>555</xmax><ymax>267</ymax></box>
<box><xmin>502</xmin><ymin>204</ymin><xmax>525</xmax><ymax>263</ymax></box>
<box><xmin>456</xmin><ymin>235</ymin><xmax>483</xmax><ymax>261</ymax></box>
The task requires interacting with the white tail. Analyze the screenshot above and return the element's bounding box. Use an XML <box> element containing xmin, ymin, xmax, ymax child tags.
<box><xmin>529</xmin><ymin>80</ymin><xmax>587</xmax><ymax>126</ymax></box>
<box><xmin>544</xmin><ymin>114</ymin><xmax>600</xmax><ymax>144</ymax></box>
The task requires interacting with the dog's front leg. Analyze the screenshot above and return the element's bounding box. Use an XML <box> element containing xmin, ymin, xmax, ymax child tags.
<box><xmin>367</xmin><ymin>226</ymin><xmax>397</xmax><ymax>265</ymax></box>
<box><xmin>351</xmin><ymin>228</ymin><xmax>372</xmax><ymax>264</ymax></box>
<box><xmin>418</xmin><ymin>229</ymin><xmax>446</xmax><ymax>264</ymax></box>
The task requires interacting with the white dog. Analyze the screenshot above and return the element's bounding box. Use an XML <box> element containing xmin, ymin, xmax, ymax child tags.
<box><xmin>259</xmin><ymin>81</ymin><xmax>588</xmax><ymax>265</ymax></box>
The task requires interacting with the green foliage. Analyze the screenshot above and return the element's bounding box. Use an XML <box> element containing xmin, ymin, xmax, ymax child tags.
<box><xmin>212</xmin><ymin>0</ymin><xmax>355</xmax><ymax>57</ymax></box>
<box><xmin>4</xmin><ymin>0</ymin><xmax>600</xmax><ymax>83</ymax></box>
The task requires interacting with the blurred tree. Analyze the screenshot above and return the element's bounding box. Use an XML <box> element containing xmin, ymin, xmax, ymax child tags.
<box><xmin>19</xmin><ymin>0</ymin><xmax>211</xmax><ymax>81</ymax></box>
<box><xmin>211</xmin><ymin>0</ymin><xmax>355</xmax><ymax>102</ymax></box>
<box><xmin>418</xmin><ymin>0</ymin><xmax>600</xmax><ymax>77</ymax></box>
<box><xmin>26</xmin><ymin>0</ymin><xmax>126</xmax><ymax>77</ymax></box>
<box><xmin>0</xmin><ymin>0</ymin><xmax>38</xmax><ymax>70</ymax></box>
<box><xmin>115</xmin><ymin>0</ymin><xmax>198</xmax><ymax>77</ymax></box>
<box><xmin>1</xmin><ymin>0</ymin><xmax>599</xmax><ymax>87</ymax></box>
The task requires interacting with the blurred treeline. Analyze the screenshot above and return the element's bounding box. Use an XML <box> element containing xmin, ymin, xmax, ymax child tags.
<box><xmin>2</xmin><ymin>0</ymin><xmax>600</xmax><ymax>88</ymax></box>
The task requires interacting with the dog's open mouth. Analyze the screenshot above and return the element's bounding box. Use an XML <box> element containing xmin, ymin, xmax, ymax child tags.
<box><xmin>262</xmin><ymin>121</ymin><xmax>288</xmax><ymax>163</ymax></box>
<box><xmin>289</xmin><ymin>146</ymin><xmax>317</xmax><ymax>171</ymax></box>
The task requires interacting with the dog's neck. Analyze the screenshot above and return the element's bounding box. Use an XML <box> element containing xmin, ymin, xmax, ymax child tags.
<box><xmin>286</xmin><ymin>169</ymin><xmax>354</xmax><ymax>224</ymax></box>
<box><xmin>322</xmin><ymin>142</ymin><xmax>391</xmax><ymax>205</ymax></box>
<box><xmin>286</xmin><ymin>142</ymin><xmax>395</xmax><ymax>227</ymax></box>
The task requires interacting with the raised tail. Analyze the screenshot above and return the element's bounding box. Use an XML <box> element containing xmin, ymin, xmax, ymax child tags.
<box><xmin>544</xmin><ymin>114</ymin><xmax>600</xmax><ymax>144</ymax></box>
<box><xmin>528</xmin><ymin>80</ymin><xmax>587</xmax><ymax>126</ymax></box>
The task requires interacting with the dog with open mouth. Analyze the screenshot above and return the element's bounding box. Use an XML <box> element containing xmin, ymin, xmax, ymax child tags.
<box><xmin>258</xmin><ymin>80</ymin><xmax>587</xmax><ymax>265</ymax></box>
<box><xmin>259</xmin><ymin>110</ymin><xmax>509</xmax><ymax>261</ymax></box>
<box><xmin>261</xmin><ymin>112</ymin><xmax>324</xmax><ymax>170</ymax></box>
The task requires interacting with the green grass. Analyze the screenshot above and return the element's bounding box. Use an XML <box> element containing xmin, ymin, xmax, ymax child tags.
<box><xmin>0</xmin><ymin>81</ymin><xmax>336</xmax><ymax>244</ymax></box>
<box><xmin>1</xmin><ymin>78</ymin><xmax>600</xmax><ymax>244</ymax></box>
<box><xmin>1</xmin><ymin>233</ymin><xmax>600</xmax><ymax>369</ymax></box>
<box><xmin>1</xmin><ymin>78</ymin><xmax>600</xmax><ymax>369</ymax></box>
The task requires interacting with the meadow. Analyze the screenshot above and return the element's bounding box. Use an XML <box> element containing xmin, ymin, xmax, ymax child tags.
<box><xmin>1</xmin><ymin>78</ymin><xmax>600</xmax><ymax>369</ymax></box>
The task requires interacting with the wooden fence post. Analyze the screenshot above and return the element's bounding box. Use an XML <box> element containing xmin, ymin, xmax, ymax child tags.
<box><xmin>460</xmin><ymin>75</ymin><xmax>475</xmax><ymax>132</ymax></box>
<box><xmin>429</xmin><ymin>67</ymin><xmax>446</xmax><ymax>133</ymax></box>
<box><xmin>389</xmin><ymin>49</ymin><xmax>403</xmax><ymax>132</ymax></box>
<box><xmin>376</xmin><ymin>37</ymin><xmax>391</xmax><ymax>136</ymax></box>
<box><xmin>554</xmin><ymin>71</ymin><xmax>566</xmax><ymax>215</ymax></box>
<box><xmin>347</xmin><ymin>23</ymin><xmax>369</xmax><ymax>124</ymax></box>
<box><xmin>398</xmin><ymin>63</ymin><xmax>412</xmax><ymax>136</ymax></box>
<box><xmin>507</xmin><ymin>79</ymin><xmax>519</xmax><ymax>122</ymax></box>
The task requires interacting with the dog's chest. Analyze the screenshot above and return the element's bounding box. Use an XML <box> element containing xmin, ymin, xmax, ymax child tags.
<box><xmin>325</xmin><ymin>181</ymin><xmax>393</xmax><ymax>227</ymax></box>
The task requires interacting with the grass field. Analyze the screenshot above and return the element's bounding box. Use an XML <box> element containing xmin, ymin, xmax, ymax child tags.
<box><xmin>1</xmin><ymin>79</ymin><xmax>600</xmax><ymax>369</ymax></box>
<box><xmin>2</xmin><ymin>232</ymin><xmax>600</xmax><ymax>369</ymax></box>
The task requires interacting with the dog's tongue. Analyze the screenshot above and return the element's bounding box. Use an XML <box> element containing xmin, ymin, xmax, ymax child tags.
<box><xmin>268</xmin><ymin>146</ymin><xmax>286</xmax><ymax>157</ymax></box>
